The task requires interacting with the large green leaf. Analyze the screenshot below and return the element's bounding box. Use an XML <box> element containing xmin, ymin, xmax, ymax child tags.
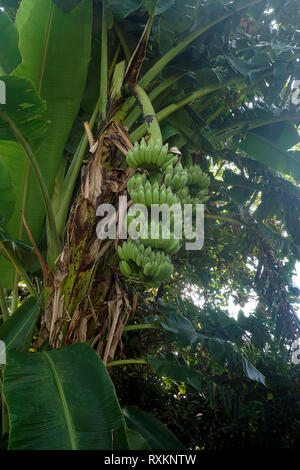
<box><xmin>0</xmin><ymin>10</ymin><xmax>21</xmax><ymax>73</ymax></box>
<box><xmin>108</xmin><ymin>0</ymin><xmax>143</xmax><ymax>20</ymax></box>
<box><xmin>3</xmin><ymin>343</ymin><xmax>128</xmax><ymax>450</ymax></box>
<box><xmin>160</xmin><ymin>312</ymin><xmax>199</xmax><ymax>347</ymax></box>
<box><xmin>0</xmin><ymin>296</ymin><xmax>39</xmax><ymax>351</ymax></box>
<box><xmin>147</xmin><ymin>356</ymin><xmax>203</xmax><ymax>392</ymax></box>
<box><xmin>159</xmin><ymin>312</ymin><xmax>266</xmax><ymax>385</ymax></box>
<box><xmin>239</xmin><ymin>131</ymin><xmax>300</xmax><ymax>181</ymax></box>
<box><xmin>0</xmin><ymin>141</ymin><xmax>35</xmax><ymax>287</ymax></box>
<box><xmin>0</xmin><ymin>75</ymin><xmax>47</xmax><ymax>143</ymax></box>
<box><xmin>0</xmin><ymin>75</ymin><xmax>46</xmax><ymax>287</ymax></box>
<box><xmin>123</xmin><ymin>406</ymin><xmax>185</xmax><ymax>450</ymax></box>
<box><xmin>0</xmin><ymin>0</ymin><xmax>92</xmax><ymax>288</ymax></box>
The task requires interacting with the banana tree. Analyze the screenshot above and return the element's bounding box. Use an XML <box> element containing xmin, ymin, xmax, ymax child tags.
<box><xmin>0</xmin><ymin>0</ymin><xmax>299</xmax><ymax>450</ymax></box>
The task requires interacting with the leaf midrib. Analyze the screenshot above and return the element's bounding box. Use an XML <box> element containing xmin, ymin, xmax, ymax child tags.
<box><xmin>43</xmin><ymin>351</ymin><xmax>77</xmax><ymax>450</ymax></box>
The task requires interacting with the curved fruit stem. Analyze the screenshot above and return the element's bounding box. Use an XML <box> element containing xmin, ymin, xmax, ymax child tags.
<box><xmin>129</xmin><ymin>84</ymin><xmax>162</xmax><ymax>146</ymax></box>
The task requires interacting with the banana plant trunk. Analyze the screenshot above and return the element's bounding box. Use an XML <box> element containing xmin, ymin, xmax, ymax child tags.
<box><xmin>38</xmin><ymin>123</ymin><xmax>134</xmax><ymax>364</ymax></box>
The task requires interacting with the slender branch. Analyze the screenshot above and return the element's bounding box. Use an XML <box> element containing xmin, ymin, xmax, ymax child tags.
<box><xmin>115</xmin><ymin>23</ymin><xmax>131</xmax><ymax>63</ymax></box>
<box><xmin>204</xmin><ymin>214</ymin><xmax>242</xmax><ymax>225</ymax></box>
<box><xmin>109</xmin><ymin>43</ymin><xmax>121</xmax><ymax>79</ymax></box>
<box><xmin>0</xmin><ymin>108</ymin><xmax>60</xmax><ymax>267</ymax></box>
<box><xmin>99</xmin><ymin>0</ymin><xmax>108</xmax><ymax>120</ymax></box>
<box><xmin>106</xmin><ymin>359</ymin><xmax>148</xmax><ymax>367</ymax></box>
<box><xmin>123</xmin><ymin>323</ymin><xmax>161</xmax><ymax>332</ymax></box>
<box><xmin>0</xmin><ymin>286</ymin><xmax>9</xmax><ymax>322</ymax></box>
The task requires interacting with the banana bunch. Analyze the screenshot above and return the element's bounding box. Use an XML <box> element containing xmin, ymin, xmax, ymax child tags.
<box><xmin>164</xmin><ymin>163</ymin><xmax>188</xmax><ymax>191</ymax></box>
<box><xmin>121</xmin><ymin>138</ymin><xmax>212</xmax><ymax>287</ymax></box>
<box><xmin>118</xmin><ymin>239</ymin><xmax>173</xmax><ymax>281</ymax></box>
<box><xmin>176</xmin><ymin>186</ymin><xmax>189</xmax><ymax>200</ymax></box>
<box><xmin>127</xmin><ymin>173</ymin><xmax>147</xmax><ymax>193</ymax></box>
<box><xmin>141</xmin><ymin>222</ymin><xmax>181</xmax><ymax>254</ymax></box>
<box><xmin>187</xmin><ymin>164</ymin><xmax>210</xmax><ymax>189</ymax></box>
<box><xmin>178</xmin><ymin>193</ymin><xmax>209</xmax><ymax>206</ymax></box>
<box><xmin>128</xmin><ymin>179</ymin><xmax>179</xmax><ymax>207</ymax></box>
<box><xmin>126</xmin><ymin>138</ymin><xmax>178</xmax><ymax>170</ymax></box>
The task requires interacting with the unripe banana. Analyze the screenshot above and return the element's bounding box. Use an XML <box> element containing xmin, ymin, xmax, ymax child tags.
<box><xmin>159</xmin><ymin>185</ymin><xmax>167</xmax><ymax>204</ymax></box>
<box><xmin>162</xmin><ymin>155</ymin><xmax>178</xmax><ymax>169</ymax></box>
<box><xmin>143</xmin><ymin>262</ymin><xmax>152</xmax><ymax>276</ymax></box>
<box><xmin>145</xmin><ymin>181</ymin><xmax>152</xmax><ymax>206</ymax></box>
<box><xmin>136</xmin><ymin>251</ymin><xmax>143</xmax><ymax>267</ymax></box>
<box><xmin>156</xmin><ymin>144</ymin><xmax>168</xmax><ymax>168</ymax></box>
<box><xmin>120</xmin><ymin>260</ymin><xmax>133</xmax><ymax>277</ymax></box>
<box><xmin>152</xmin><ymin>183</ymin><xmax>159</xmax><ymax>204</ymax></box>
<box><xmin>117</xmin><ymin>245</ymin><xmax>125</xmax><ymax>260</ymax></box>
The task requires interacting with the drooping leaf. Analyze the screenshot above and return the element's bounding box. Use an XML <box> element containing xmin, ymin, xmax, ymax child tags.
<box><xmin>0</xmin><ymin>10</ymin><xmax>21</xmax><ymax>73</ymax></box>
<box><xmin>160</xmin><ymin>312</ymin><xmax>199</xmax><ymax>347</ymax></box>
<box><xmin>126</xmin><ymin>427</ymin><xmax>150</xmax><ymax>450</ymax></box>
<box><xmin>0</xmin><ymin>296</ymin><xmax>39</xmax><ymax>351</ymax></box>
<box><xmin>239</xmin><ymin>131</ymin><xmax>300</xmax><ymax>181</ymax></box>
<box><xmin>0</xmin><ymin>1</ymin><xmax>20</xmax><ymax>9</ymax></box>
<box><xmin>14</xmin><ymin>0</ymin><xmax>92</xmax><ymax>194</ymax></box>
<box><xmin>159</xmin><ymin>312</ymin><xmax>266</xmax><ymax>385</ymax></box>
<box><xmin>0</xmin><ymin>0</ymin><xmax>93</xmax><ymax>288</ymax></box>
<box><xmin>147</xmin><ymin>355</ymin><xmax>202</xmax><ymax>392</ymax></box>
<box><xmin>0</xmin><ymin>141</ymin><xmax>37</xmax><ymax>287</ymax></box>
<box><xmin>108</xmin><ymin>0</ymin><xmax>143</xmax><ymax>20</ymax></box>
<box><xmin>0</xmin><ymin>75</ymin><xmax>47</xmax><ymax>143</ymax></box>
<box><xmin>123</xmin><ymin>406</ymin><xmax>185</xmax><ymax>450</ymax></box>
<box><xmin>227</xmin><ymin>56</ymin><xmax>262</xmax><ymax>77</ymax></box>
<box><xmin>144</xmin><ymin>0</ymin><xmax>175</xmax><ymax>16</ymax></box>
<box><xmin>3</xmin><ymin>343</ymin><xmax>127</xmax><ymax>450</ymax></box>
<box><xmin>242</xmin><ymin>357</ymin><xmax>266</xmax><ymax>386</ymax></box>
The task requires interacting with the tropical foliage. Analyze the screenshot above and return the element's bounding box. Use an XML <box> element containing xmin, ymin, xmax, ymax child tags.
<box><xmin>0</xmin><ymin>0</ymin><xmax>299</xmax><ymax>450</ymax></box>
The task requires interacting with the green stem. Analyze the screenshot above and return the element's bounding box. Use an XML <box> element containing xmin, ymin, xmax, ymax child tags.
<box><xmin>0</xmin><ymin>286</ymin><xmax>9</xmax><ymax>322</ymax></box>
<box><xmin>204</xmin><ymin>214</ymin><xmax>242</xmax><ymax>225</ymax></box>
<box><xmin>124</xmin><ymin>74</ymin><xmax>184</xmax><ymax>130</ymax></box>
<box><xmin>0</xmin><ymin>242</ymin><xmax>38</xmax><ymax>300</ymax></box>
<box><xmin>130</xmin><ymin>77</ymin><xmax>242</xmax><ymax>142</ymax></box>
<box><xmin>99</xmin><ymin>0</ymin><xmax>108</xmax><ymax>120</ymax></box>
<box><xmin>109</xmin><ymin>43</ymin><xmax>121</xmax><ymax>80</ymax></box>
<box><xmin>123</xmin><ymin>323</ymin><xmax>161</xmax><ymax>332</ymax></box>
<box><xmin>130</xmin><ymin>84</ymin><xmax>162</xmax><ymax>144</ymax></box>
<box><xmin>0</xmin><ymin>108</ymin><xmax>60</xmax><ymax>268</ymax></box>
<box><xmin>55</xmin><ymin>97</ymin><xmax>101</xmax><ymax>236</ymax></box>
<box><xmin>139</xmin><ymin>0</ymin><xmax>265</xmax><ymax>88</ymax></box>
<box><xmin>0</xmin><ymin>375</ymin><xmax>9</xmax><ymax>436</ymax></box>
<box><xmin>106</xmin><ymin>359</ymin><xmax>148</xmax><ymax>367</ymax></box>
<box><xmin>11</xmin><ymin>272</ymin><xmax>19</xmax><ymax>314</ymax></box>
<box><xmin>115</xmin><ymin>23</ymin><xmax>131</xmax><ymax>63</ymax></box>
